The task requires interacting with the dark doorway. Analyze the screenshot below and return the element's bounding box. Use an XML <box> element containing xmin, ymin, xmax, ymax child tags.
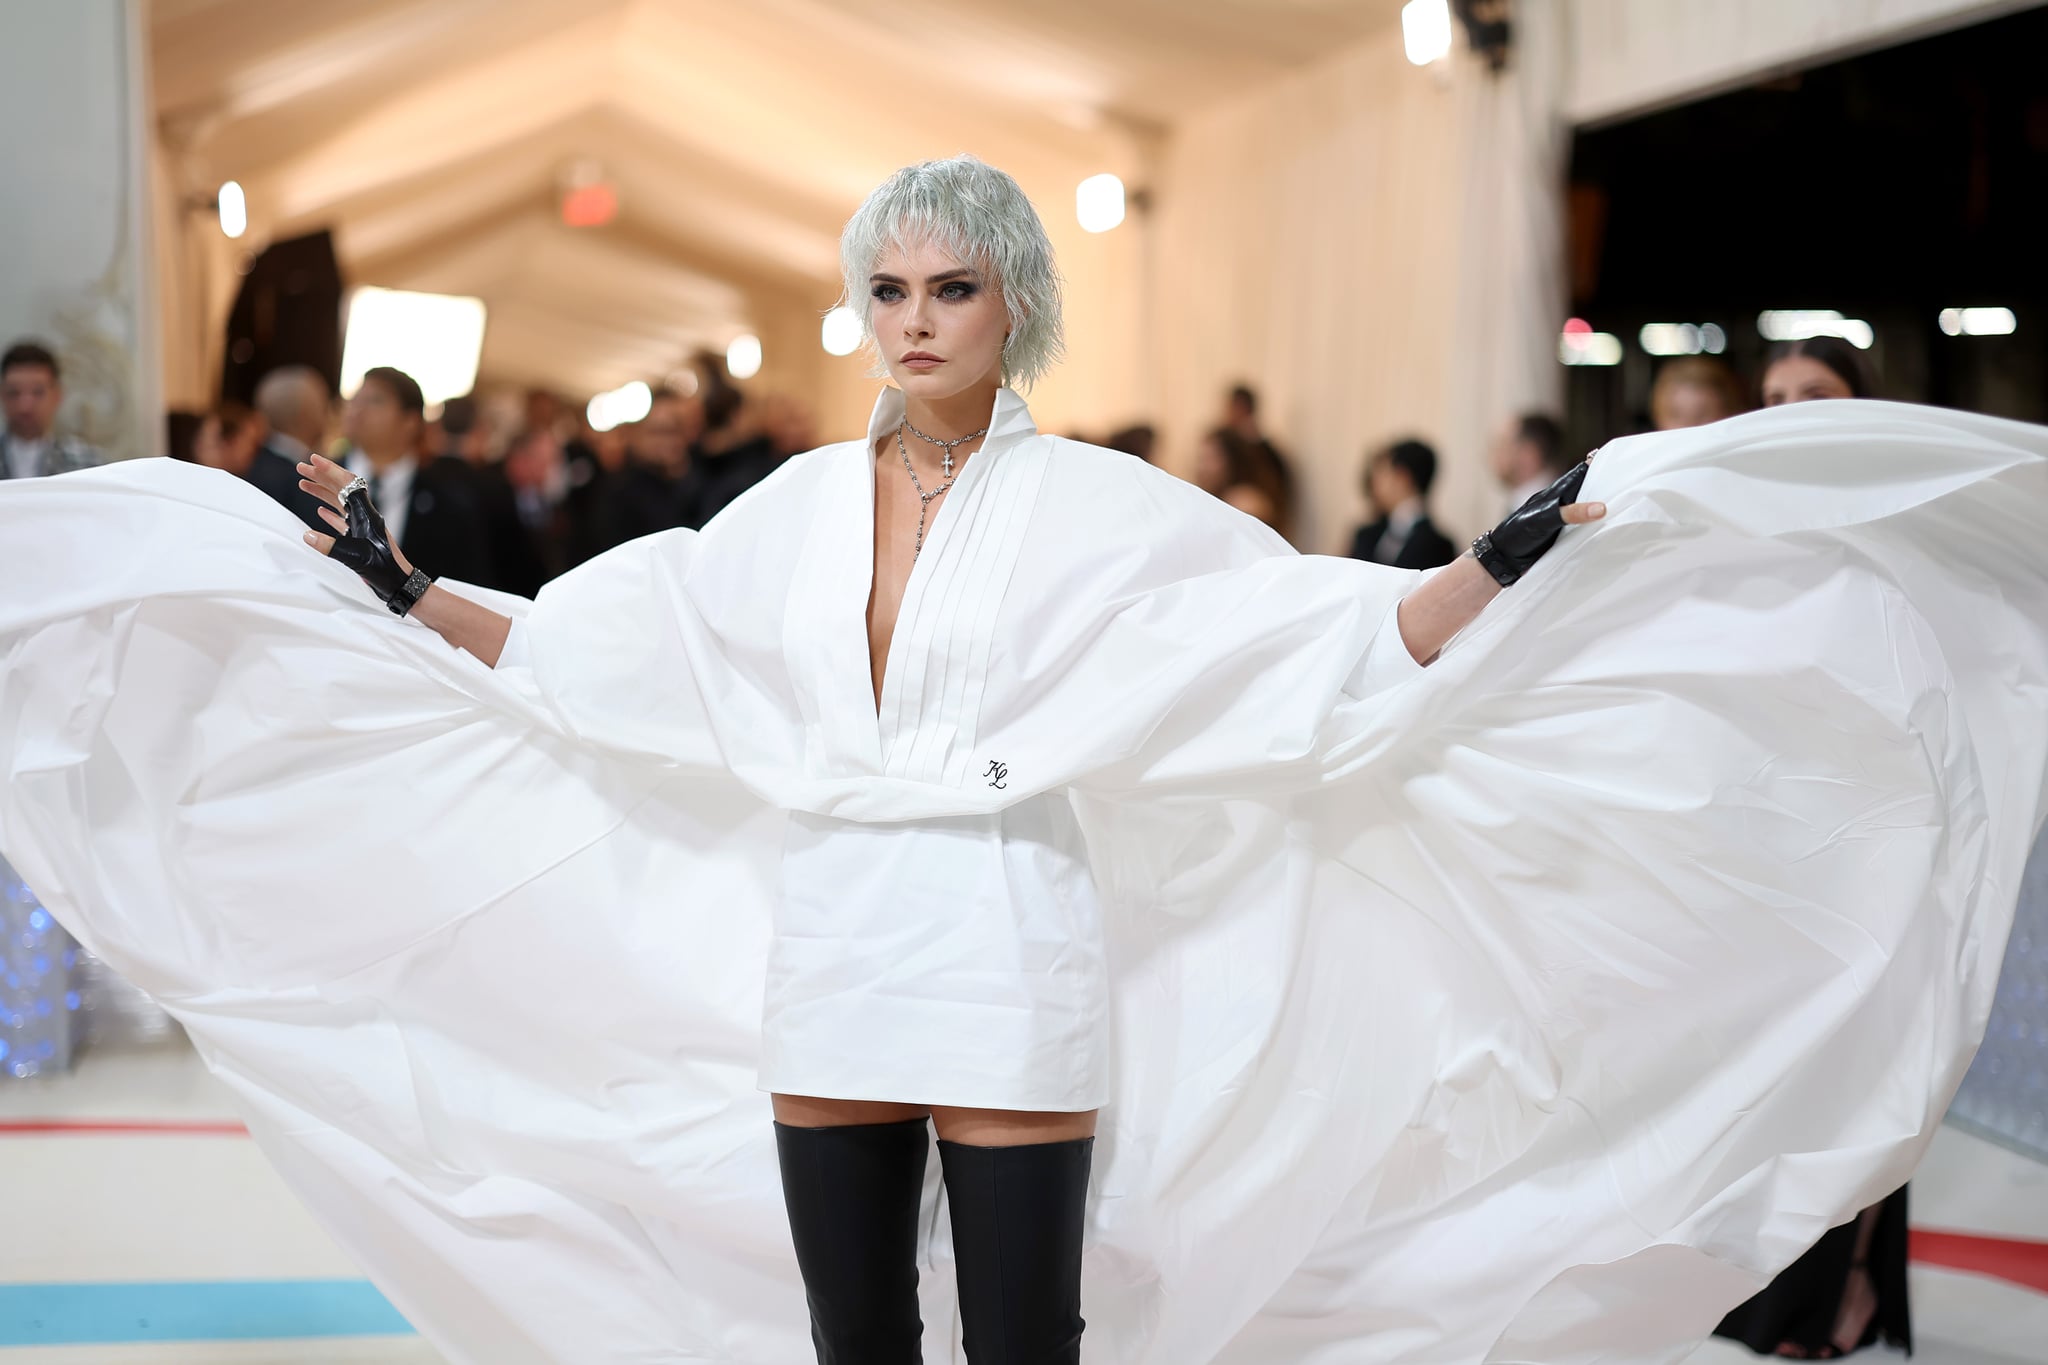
<box><xmin>1565</xmin><ymin>5</ymin><xmax>2048</xmax><ymax>451</ymax></box>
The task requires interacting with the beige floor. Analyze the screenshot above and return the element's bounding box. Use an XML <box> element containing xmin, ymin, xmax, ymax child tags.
<box><xmin>1</xmin><ymin>1044</ymin><xmax>2042</xmax><ymax>1363</ymax></box>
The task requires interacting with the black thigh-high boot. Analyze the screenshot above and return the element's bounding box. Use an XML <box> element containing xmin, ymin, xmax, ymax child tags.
<box><xmin>938</xmin><ymin>1137</ymin><xmax>1092</xmax><ymax>1365</ymax></box>
<box><xmin>775</xmin><ymin>1118</ymin><xmax>930</xmax><ymax>1364</ymax></box>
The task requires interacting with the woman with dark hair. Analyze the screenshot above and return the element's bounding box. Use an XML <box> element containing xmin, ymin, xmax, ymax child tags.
<box><xmin>1717</xmin><ymin>333</ymin><xmax>1908</xmax><ymax>1363</ymax></box>
<box><xmin>1762</xmin><ymin>336</ymin><xmax>1876</xmax><ymax>406</ymax></box>
<box><xmin>1194</xmin><ymin>425</ymin><xmax>1290</xmax><ymax>534</ymax></box>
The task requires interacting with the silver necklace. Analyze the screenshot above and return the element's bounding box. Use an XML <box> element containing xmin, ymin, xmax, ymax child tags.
<box><xmin>901</xmin><ymin>417</ymin><xmax>988</xmax><ymax>478</ymax></box>
<box><xmin>896</xmin><ymin>425</ymin><xmax>961</xmax><ymax>558</ymax></box>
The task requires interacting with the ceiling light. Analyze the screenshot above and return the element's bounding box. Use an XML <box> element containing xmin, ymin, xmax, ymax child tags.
<box><xmin>217</xmin><ymin>181</ymin><xmax>247</xmax><ymax>239</ymax></box>
<box><xmin>821</xmin><ymin>306</ymin><xmax>863</xmax><ymax>357</ymax></box>
<box><xmin>1560</xmin><ymin>329</ymin><xmax>1623</xmax><ymax>366</ymax></box>
<box><xmin>1758</xmin><ymin>310</ymin><xmax>1874</xmax><ymax>350</ymax></box>
<box><xmin>587</xmin><ymin>381</ymin><xmax>652</xmax><ymax>434</ymax></box>
<box><xmin>726</xmin><ymin>334</ymin><xmax>763</xmax><ymax>381</ymax></box>
<box><xmin>1639</xmin><ymin>323</ymin><xmax>1703</xmax><ymax>357</ymax></box>
<box><xmin>339</xmin><ymin>287</ymin><xmax>487</xmax><ymax>406</ymax></box>
<box><xmin>1402</xmin><ymin>0</ymin><xmax>1454</xmax><ymax>65</ymax></box>
<box><xmin>1076</xmin><ymin>174</ymin><xmax>1125</xmax><ymax>233</ymax></box>
<box><xmin>1938</xmin><ymin>307</ymin><xmax>2017</xmax><ymax>337</ymax></box>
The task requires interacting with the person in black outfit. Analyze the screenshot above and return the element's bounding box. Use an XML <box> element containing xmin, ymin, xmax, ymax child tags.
<box><xmin>599</xmin><ymin>391</ymin><xmax>699</xmax><ymax>547</ymax></box>
<box><xmin>562</xmin><ymin>421</ymin><xmax>630</xmax><ymax>568</ymax></box>
<box><xmin>476</xmin><ymin>426</ymin><xmax>572</xmax><ymax>598</ymax></box>
<box><xmin>684</xmin><ymin>370</ymin><xmax>783</xmax><ymax>529</ymax></box>
<box><xmin>1715</xmin><ymin>333</ymin><xmax>1906</xmax><ymax>1362</ymax></box>
<box><xmin>337</xmin><ymin>366</ymin><xmax>494</xmax><ymax>587</ymax></box>
<box><xmin>1221</xmin><ymin>383</ymin><xmax>1297</xmax><ymax>542</ymax></box>
<box><xmin>1349</xmin><ymin>438</ymin><xmax>1457</xmax><ymax>569</ymax></box>
<box><xmin>249</xmin><ymin>366</ymin><xmax>336</xmax><ymax>531</ymax></box>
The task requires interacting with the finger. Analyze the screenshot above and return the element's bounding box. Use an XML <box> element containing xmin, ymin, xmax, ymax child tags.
<box><xmin>318</xmin><ymin>506</ymin><xmax>347</xmax><ymax>533</ymax></box>
<box><xmin>302</xmin><ymin>529</ymin><xmax>336</xmax><ymax>555</ymax></box>
<box><xmin>298</xmin><ymin>477</ymin><xmax>344</xmax><ymax>512</ymax></box>
<box><xmin>1561</xmin><ymin>502</ymin><xmax>1607</xmax><ymax>524</ymax></box>
<box><xmin>300</xmin><ymin>453</ymin><xmax>354</xmax><ymax>494</ymax></box>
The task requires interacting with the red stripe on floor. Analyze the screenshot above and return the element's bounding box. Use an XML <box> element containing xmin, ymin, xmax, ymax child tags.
<box><xmin>1911</xmin><ymin>1228</ymin><xmax>2048</xmax><ymax>1295</ymax></box>
<box><xmin>0</xmin><ymin>1119</ymin><xmax>248</xmax><ymax>1136</ymax></box>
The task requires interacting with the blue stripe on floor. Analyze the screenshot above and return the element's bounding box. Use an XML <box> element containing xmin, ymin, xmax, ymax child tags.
<box><xmin>0</xmin><ymin>1280</ymin><xmax>414</xmax><ymax>1345</ymax></box>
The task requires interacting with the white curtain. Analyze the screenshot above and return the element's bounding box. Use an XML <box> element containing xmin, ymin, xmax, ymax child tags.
<box><xmin>1149</xmin><ymin>4</ymin><xmax>1567</xmax><ymax>552</ymax></box>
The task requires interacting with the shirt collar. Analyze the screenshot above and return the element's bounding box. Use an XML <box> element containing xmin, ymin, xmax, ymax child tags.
<box><xmin>1385</xmin><ymin>496</ymin><xmax>1426</xmax><ymax>535</ymax></box>
<box><xmin>863</xmin><ymin>386</ymin><xmax>1037</xmax><ymax>457</ymax></box>
<box><xmin>267</xmin><ymin>431</ymin><xmax>310</xmax><ymax>461</ymax></box>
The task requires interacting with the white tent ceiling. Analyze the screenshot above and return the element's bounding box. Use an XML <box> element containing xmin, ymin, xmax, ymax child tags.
<box><xmin>151</xmin><ymin>0</ymin><xmax>1405</xmax><ymax>398</ymax></box>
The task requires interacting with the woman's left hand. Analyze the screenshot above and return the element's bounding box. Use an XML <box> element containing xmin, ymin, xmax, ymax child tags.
<box><xmin>296</xmin><ymin>452</ymin><xmax>422</xmax><ymax>608</ymax></box>
<box><xmin>1473</xmin><ymin>459</ymin><xmax>1605</xmax><ymax>587</ymax></box>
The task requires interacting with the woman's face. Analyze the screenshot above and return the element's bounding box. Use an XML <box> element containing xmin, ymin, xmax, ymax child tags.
<box><xmin>1654</xmin><ymin>381</ymin><xmax>1732</xmax><ymax>430</ymax></box>
<box><xmin>1366</xmin><ymin>455</ymin><xmax>1413</xmax><ymax>514</ymax></box>
<box><xmin>1762</xmin><ymin>355</ymin><xmax>1856</xmax><ymax>407</ymax></box>
<box><xmin>867</xmin><ymin>236</ymin><xmax>1010</xmax><ymax>403</ymax></box>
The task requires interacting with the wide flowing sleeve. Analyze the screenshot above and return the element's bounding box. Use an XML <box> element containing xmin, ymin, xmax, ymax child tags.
<box><xmin>1066</xmin><ymin>400</ymin><xmax>2048</xmax><ymax>1364</ymax></box>
<box><xmin>1047</xmin><ymin>553</ymin><xmax>1428</xmax><ymax>796</ymax></box>
<box><xmin>985</xmin><ymin>452</ymin><xmax>1431</xmax><ymax>800</ymax></box>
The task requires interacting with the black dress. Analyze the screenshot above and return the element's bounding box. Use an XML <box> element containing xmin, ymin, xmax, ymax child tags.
<box><xmin>1714</xmin><ymin>1188</ymin><xmax>1912</xmax><ymax>1358</ymax></box>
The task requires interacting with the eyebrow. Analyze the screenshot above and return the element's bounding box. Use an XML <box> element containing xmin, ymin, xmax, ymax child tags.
<box><xmin>869</xmin><ymin>268</ymin><xmax>979</xmax><ymax>285</ymax></box>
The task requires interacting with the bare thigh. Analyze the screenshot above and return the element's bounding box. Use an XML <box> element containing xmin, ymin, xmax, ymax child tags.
<box><xmin>773</xmin><ymin>1095</ymin><xmax>1097</xmax><ymax>1146</ymax></box>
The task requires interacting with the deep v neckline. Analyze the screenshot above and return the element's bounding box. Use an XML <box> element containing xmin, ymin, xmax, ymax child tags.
<box><xmin>781</xmin><ymin>386</ymin><xmax>1045</xmax><ymax>785</ymax></box>
<box><xmin>865</xmin><ymin>423</ymin><xmax>991</xmax><ymax>721</ymax></box>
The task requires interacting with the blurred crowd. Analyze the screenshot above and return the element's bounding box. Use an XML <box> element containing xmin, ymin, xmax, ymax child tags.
<box><xmin>4</xmin><ymin>333</ymin><xmax>1873</xmax><ymax>594</ymax></box>
<box><xmin>149</xmin><ymin>351</ymin><xmax>817</xmax><ymax>597</ymax></box>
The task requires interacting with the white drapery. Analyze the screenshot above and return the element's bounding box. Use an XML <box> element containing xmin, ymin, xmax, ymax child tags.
<box><xmin>1146</xmin><ymin>0</ymin><xmax>2034</xmax><ymax>551</ymax></box>
<box><xmin>1563</xmin><ymin>0</ymin><xmax>2040</xmax><ymax>125</ymax></box>
<box><xmin>1149</xmin><ymin>3</ymin><xmax>1567</xmax><ymax>552</ymax></box>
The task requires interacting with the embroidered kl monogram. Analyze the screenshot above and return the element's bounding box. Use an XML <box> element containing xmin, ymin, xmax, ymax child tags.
<box><xmin>984</xmin><ymin>760</ymin><xmax>1008</xmax><ymax>790</ymax></box>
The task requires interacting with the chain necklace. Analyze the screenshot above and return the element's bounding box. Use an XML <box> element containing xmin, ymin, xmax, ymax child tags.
<box><xmin>896</xmin><ymin>425</ymin><xmax>961</xmax><ymax>558</ymax></box>
<box><xmin>901</xmin><ymin>417</ymin><xmax>989</xmax><ymax>478</ymax></box>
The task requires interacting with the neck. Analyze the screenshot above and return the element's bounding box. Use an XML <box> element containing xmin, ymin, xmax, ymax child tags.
<box><xmin>901</xmin><ymin>383</ymin><xmax>999</xmax><ymax>445</ymax></box>
<box><xmin>7</xmin><ymin>426</ymin><xmax>47</xmax><ymax>444</ymax></box>
<box><xmin>360</xmin><ymin>445</ymin><xmax>411</xmax><ymax>472</ymax></box>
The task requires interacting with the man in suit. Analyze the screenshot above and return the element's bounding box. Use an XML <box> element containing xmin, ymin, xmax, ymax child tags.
<box><xmin>2</xmin><ymin>341</ymin><xmax>101</xmax><ymax>478</ymax></box>
<box><xmin>1349</xmin><ymin>438</ymin><xmax>1458</xmax><ymax>569</ymax></box>
<box><xmin>340</xmin><ymin>365</ymin><xmax>494</xmax><ymax>586</ymax></box>
<box><xmin>1491</xmin><ymin>411</ymin><xmax>1572</xmax><ymax>515</ymax></box>
<box><xmin>476</xmin><ymin>425</ymin><xmax>572</xmax><ymax>598</ymax></box>
<box><xmin>248</xmin><ymin>366</ymin><xmax>335</xmax><ymax>530</ymax></box>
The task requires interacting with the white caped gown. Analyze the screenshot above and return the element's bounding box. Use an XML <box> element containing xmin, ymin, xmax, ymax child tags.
<box><xmin>1</xmin><ymin>391</ymin><xmax>2045</xmax><ymax>1365</ymax></box>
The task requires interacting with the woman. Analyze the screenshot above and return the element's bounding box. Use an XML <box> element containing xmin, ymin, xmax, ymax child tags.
<box><xmin>1716</xmin><ymin>330</ymin><xmax>1907</xmax><ymax>1363</ymax></box>
<box><xmin>1194</xmin><ymin>425</ymin><xmax>1291</xmax><ymax>535</ymax></box>
<box><xmin>298</xmin><ymin>156</ymin><xmax>1594</xmax><ymax>1359</ymax></box>
<box><xmin>0</xmin><ymin>157</ymin><xmax>2043</xmax><ymax>1364</ymax></box>
<box><xmin>1652</xmin><ymin>355</ymin><xmax>1748</xmax><ymax>430</ymax></box>
<box><xmin>1762</xmin><ymin>335</ymin><xmax>1876</xmax><ymax>407</ymax></box>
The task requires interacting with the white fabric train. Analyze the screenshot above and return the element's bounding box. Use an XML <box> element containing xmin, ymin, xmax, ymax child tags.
<box><xmin>0</xmin><ymin>395</ymin><xmax>2044</xmax><ymax>1363</ymax></box>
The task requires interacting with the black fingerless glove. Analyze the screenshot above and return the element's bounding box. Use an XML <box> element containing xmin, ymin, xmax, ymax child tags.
<box><xmin>328</xmin><ymin>481</ymin><xmax>432</xmax><ymax>616</ymax></box>
<box><xmin>1470</xmin><ymin>460</ymin><xmax>1590</xmax><ymax>588</ymax></box>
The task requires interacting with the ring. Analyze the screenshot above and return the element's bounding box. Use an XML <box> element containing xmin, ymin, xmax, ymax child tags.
<box><xmin>339</xmin><ymin>476</ymin><xmax>369</xmax><ymax>503</ymax></box>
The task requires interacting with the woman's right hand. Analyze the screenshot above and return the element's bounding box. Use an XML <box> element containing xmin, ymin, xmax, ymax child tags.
<box><xmin>297</xmin><ymin>452</ymin><xmax>425</xmax><ymax>612</ymax></box>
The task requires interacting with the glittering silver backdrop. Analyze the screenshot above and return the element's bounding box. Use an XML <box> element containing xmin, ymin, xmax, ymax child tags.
<box><xmin>1949</xmin><ymin>826</ymin><xmax>2048</xmax><ymax>1162</ymax></box>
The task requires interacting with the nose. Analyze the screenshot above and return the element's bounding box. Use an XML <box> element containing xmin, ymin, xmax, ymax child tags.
<box><xmin>902</xmin><ymin>295</ymin><xmax>934</xmax><ymax>340</ymax></box>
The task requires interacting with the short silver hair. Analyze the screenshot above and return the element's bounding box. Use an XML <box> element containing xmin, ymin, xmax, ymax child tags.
<box><xmin>838</xmin><ymin>155</ymin><xmax>1065</xmax><ymax>391</ymax></box>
